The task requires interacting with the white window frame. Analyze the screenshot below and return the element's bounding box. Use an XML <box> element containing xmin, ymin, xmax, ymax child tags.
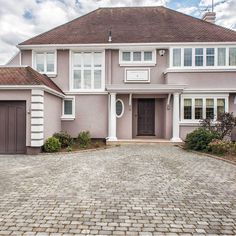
<box><xmin>61</xmin><ymin>96</ymin><xmax>75</xmax><ymax>120</ymax></box>
<box><xmin>70</xmin><ymin>50</ymin><xmax>105</xmax><ymax>92</ymax></box>
<box><xmin>119</xmin><ymin>50</ymin><xmax>156</xmax><ymax>66</ymax></box>
<box><xmin>169</xmin><ymin>46</ymin><xmax>236</xmax><ymax>70</ymax></box>
<box><xmin>32</xmin><ymin>50</ymin><xmax>57</xmax><ymax>75</ymax></box>
<box><xmin>180</xmin><ymin>94</ymin><xmax>229</xmax><ymax>123</ymax></box>
<box><xmin>116</xmin><ymin>99</ymin><xmax>124</xmax><ymax>118</ymax></box>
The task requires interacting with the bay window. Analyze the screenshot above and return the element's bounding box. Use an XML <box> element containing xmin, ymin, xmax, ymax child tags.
<box><xmin>218</xmin><ymin>48</ymin><xmax>226</xmax><ymax>66</ymax></box>
<box><xmin>184</xmin><ymin>48</ymin><xmax>192</xmax><ymax>67</ymax></box>
<box><xmin>71</xmin><ymin>52</ymin><xmax>104</xmax><ymax>91</ymax></box>
<box><xmin>195</xmin><ymin>48</ymin><xmax>204</xmax><ymax>67</ymax></box>
<box><xmin>173</xmin><ymin>48</ymin><xmax>181</xmax><ymax>67</ymax></box>
<box><xmin>206</xmin><ymin>48</ymin><xmax>215</xmax><ymax>66</ymax></box>
<box><xmin>182</xmin><ymin>96</ymin><xmax>228</xmax><ymax>122</ymax></box>
<box><xmin>33</xmin><ymin>51</ymin><xmax>56</xmax><ymax>74</ymax></box>
<box><xmin>171</xmin><ymin>47</ymin><xmax>236</xmax><ymax>68</ymax></box>
<box><xmin>229</xmin><ymin>48</ymin><xmax>236</xmax><ymax>66</ymax></box>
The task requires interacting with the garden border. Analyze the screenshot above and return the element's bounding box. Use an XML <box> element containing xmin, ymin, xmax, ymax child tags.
<box><xmin>178</xmin><ymin>145</ymin><xmax>236</xmax><ymax>166</ymax></box>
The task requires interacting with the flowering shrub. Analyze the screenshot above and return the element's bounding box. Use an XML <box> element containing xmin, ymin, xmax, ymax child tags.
<box><xmin>208</xmin><ymin>139</ymin><xmax>233</xmax><ymax>155</ymax></box>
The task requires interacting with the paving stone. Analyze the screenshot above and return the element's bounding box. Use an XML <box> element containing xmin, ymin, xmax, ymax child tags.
<box><xmin>0</xmin><ymin>144</ymin><xmax>235</xmax><ymax>235</ymax></box>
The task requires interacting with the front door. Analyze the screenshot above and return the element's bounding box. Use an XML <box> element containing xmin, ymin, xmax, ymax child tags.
<box><xmin>138</xmin><ymin>99</ymin><xmax>155</xmax><ymax>136</ymax></box>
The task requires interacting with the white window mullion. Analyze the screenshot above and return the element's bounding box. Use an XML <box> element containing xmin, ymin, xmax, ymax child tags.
<box><xmin>91</xmin><ymin>52</ymin><xmax>94</xmax><ymax>90</ymax></box>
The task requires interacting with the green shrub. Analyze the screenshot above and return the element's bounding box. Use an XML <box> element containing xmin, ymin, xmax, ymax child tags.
<box><xmin>208</xmin><ymin>139</ymin><xmax>233</xmax><ymax>155</ymax></box>
<box><xmin>66</xmin><ymin>146</ymin><xmax>73</xmax><ymax>152</ymax></box>
<box><xmin>78</xmin><ymin>131</ymin><xmax>91</xmax><ymax>148</ymax></box>
<box><xmin>185</xmin><ymin>128</ymin><xmax>220</xmax><ymax>151</ymax></box>
<box><xmin>53</xmin><ymin>131</ymin><xmax>73</xmax><ymax>148</ymax></box>
<box><xmin>44</xmin><ymin>137</ymin><xmax>61</xmax><ymax>152</ymax></box>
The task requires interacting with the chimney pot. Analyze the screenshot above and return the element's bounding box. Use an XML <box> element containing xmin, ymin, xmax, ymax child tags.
<box><xmin>202</xmin><ymin>12</ymin><xmax>216</xmax><ymax>24</ymax></box>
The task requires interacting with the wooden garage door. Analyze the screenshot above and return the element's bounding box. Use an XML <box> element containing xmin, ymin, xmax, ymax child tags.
<box><xmin>0</xmin><ymin>101</ymin><xmax>26</xmax><ymax>154</ymax></box>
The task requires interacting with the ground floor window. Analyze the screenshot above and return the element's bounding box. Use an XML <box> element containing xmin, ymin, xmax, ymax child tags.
<box><xmin>61</xmin><ymin>97</ymin><xmax>75</xmax><ymax>120</ymax></box>
<box><xmin>116</xmin><ymin>99</ymin><xmax>124</xmax><ymax>118</ymax></box>
<box><xmin>181</xmin><ymin>95</ymin><xmax>228</xmax><ymax>122</ymax></box>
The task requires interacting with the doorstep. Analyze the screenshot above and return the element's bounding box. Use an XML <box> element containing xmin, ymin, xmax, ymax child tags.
<box><xmin>106</xmin><ymin>139</ymin><xmax>183</xmax><ymax>145</ymax></box>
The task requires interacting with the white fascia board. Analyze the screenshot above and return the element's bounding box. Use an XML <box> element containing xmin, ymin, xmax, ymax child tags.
<box><xmin>17</xmin><ymin>42</ymin><xmax>236</xmax><ymax>50</ymax></box>
<box><xmin>0</xmin><ymin>85</ymin><xmax>65</xmax><ymax>98</ymax></box>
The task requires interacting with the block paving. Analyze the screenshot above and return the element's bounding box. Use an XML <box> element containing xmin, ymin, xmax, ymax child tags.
<box><xmin>0</xmin><ymin>144</ymin><xmax>236</xmax><ymax>235</ymax></box>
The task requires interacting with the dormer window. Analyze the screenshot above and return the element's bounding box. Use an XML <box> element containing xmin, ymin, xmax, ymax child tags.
<box><xmin>33</xmin><ymin>51</ymin><xmax>57</xmax><ymax>75</ymax></box>
<box><xmin>119</xmin><ymin>50</ymin><xmax>156</xmax><ymax>66</ymax></box>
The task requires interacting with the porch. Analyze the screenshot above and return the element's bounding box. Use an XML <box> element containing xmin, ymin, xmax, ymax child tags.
<box><xmin>106</xmin><ymin>84</ymin><xmax>186</xmax><ymax>142</ymax></box>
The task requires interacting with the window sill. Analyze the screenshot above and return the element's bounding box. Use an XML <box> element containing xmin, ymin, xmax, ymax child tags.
<box><xmin>179</xmin><ymin>121</ymin><xmax>201</xmax><ymax>126</ymax></box>
<box><xmin>166</xmin><ymin>67</ymin><xmax>236</xmax><ymax>73</ymax></box>
<box><xmin>61</xmin><ymin>116</ymin><xmax>75</xmax><ymax>121</ymax></box>
<box><xmin>120</xmin><ymin>63</ymin><xmax>156</xmax><ymax>67</ymax></box>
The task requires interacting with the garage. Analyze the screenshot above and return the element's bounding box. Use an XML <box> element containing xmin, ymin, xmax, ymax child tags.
<box><xmin>0</xmin><ymin>101</ymin><xmax>26</xmax><ymax>154</ymax></box>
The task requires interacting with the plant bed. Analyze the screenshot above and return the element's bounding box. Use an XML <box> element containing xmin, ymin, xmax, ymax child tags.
<box><xmin>60</xmin><ymin>139</ymin><xmax>107</xmax><ymax>153</ymax></box>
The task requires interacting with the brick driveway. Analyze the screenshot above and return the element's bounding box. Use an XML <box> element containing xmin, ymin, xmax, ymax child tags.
<box><xmin>0</xmin><ymin>144</ymin><xmax>236</xmax><ymax>236</ymax></box>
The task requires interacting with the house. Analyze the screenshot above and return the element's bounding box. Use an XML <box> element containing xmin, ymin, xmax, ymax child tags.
<box><xmin>1</xmin><ymin>6</ymin><xmax>236</xmax><ymax>154</ymax></box>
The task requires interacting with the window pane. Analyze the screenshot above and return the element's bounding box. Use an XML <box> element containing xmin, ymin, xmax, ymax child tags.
<box><xmin>184</xmin><ymin>99</ymin><xmax>192</xmax><ymax>119</ymax></box>
<box><xmin>173</xmin><ymin>48</ymin><xmax>181</xmax><ymax>67</ymax></box>
<box><xmin>133</xmin><ymin>52</ymin><xmax>141</xmax><ymax>61</ymax></box>
<box><xmin>73</xmin><ymin>70</ymin><xmax>81</xmax><ymax>89</ymax></box>
<box><xmin>229</xmin><ymin>48</ymin><xmax>236</xmax><ymax>66</ymax></box>
<box><xmin>46</xmin><ymin>53</ymin><xmax>54</xmax><ymax>72</ymax></box>
<box><xmin>144</xmin><ymin>51</ymin><xmax>152</xmax><ymax>61</ymax></box>
<box><xmin>195</xmin><ymin>99</ymin><xmax>203</xmax><ymax>119</ymax></box>
<box><xmin>84</xmin><ymin>70</ymin><xmax>91</xmax><ymax>89</ymax></box>
<box><xmin>218</xmin><ymin>48</ymin><xmax>226</xmax><ymax>66</ymax></box>
<box><xmin>217</xmin><ymin>99</ymin><xmax>225</xmax><ymax>118</ymax></box>
<box><xmin>116</xmin><ymin>100</ymin><xmax>123</xmax><ymax>117</ymax></box>
<box><xmin>73</xmin><ymin>53</ymin><xmax>81</xmax><ymax>67</ymax></box>
<box><xmin>36</xmin><ymin>53</ymin><xmax>44</xmax><ymax>72</ymax></box>
<box><xmin>94</xmin><ymin>70</ymin><xmax>102</xmax><ymax>89</ymax></box>
<box><xmin>206</xmin><ymin>99</ymin><xmax>214</xmax><ymax>119</ymax></box>
<box><xmin>94</xmin><ymin>52</ymin><xmax>102</xmax><ymax>67</ymax></box>
<box><xmin>184</xmin><ymin>48</ymin><xmax>192</xmax><ymax>67</ymax></box>
<box><xmin>206</xmin><ymin>48</ymin><xmax>215</xmax><ymax>66</ymax></box>
<box><xmin>64</xmin><ymin>100</ymin><xmax>72</xmax><ymax>115</ymax></box>
<box><xmin>195</xmin><ymin>48</ymin><xmax>203</xmax><ymax>67</ymax></box>
<box><xmin>83</xmin><ymin>53</ymin><xmax>92</xmax><ymax>67</ymax></box>
<box><xmin>122</xmin><ymin>52</ymin><xmax>130</xmax><ymax>61</ymax></box>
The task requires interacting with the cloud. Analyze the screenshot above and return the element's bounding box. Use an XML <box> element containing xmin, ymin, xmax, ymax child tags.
<box><xmin>0</xmin><ymin>0</ymin><xmax>236</xmax><ymax>65</ymax></box>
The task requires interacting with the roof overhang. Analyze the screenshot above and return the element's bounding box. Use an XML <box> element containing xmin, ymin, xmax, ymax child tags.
<box><xmin>106</xmin><ymin>84</ymin><xmax>186</xmax><ymax>94</ymax></box>
<box><xmin>17</xmin><ymin>42</ymin><xmax>236</xmax><ymax>50</ymax></box>
<box><xmin>0</xmin><ymin>85</ymin><xmax>65</xmax><ymax>98</ymax></box>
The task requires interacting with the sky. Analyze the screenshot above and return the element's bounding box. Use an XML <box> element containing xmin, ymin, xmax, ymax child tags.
<box><xmin>0</xmin><ymin>0</ymin><xmax>236</xmax><ymax>65</ymax></box>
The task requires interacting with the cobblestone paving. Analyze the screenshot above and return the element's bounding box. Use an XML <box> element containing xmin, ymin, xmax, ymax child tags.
<box><xmin>0</xmin><ymin>144</ymin><xmax>236</xmax><ymax>236</ymax></box>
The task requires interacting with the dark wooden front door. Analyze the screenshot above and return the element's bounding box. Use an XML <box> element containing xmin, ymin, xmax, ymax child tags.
<box><xmin>138</xmin><ymin>99</ymin><xmax>155</xmax><ymax>136</ymax></box>
<box><xmin>0</xmin><ymin>101</ymin><xmax>26</xmax><ymax>154</ymax></box>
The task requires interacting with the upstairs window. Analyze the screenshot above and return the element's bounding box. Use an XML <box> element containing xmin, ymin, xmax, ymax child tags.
<box><xmin>206</xmin><ymin>48</ymin><xmax>215</xmax><ymax>66</ymax></box>
<box><xmin>195</xmin><ymin>48</ymin><xmax>204</xmax><ymax>67</ymax></box>
<box><xmin>120</xmin><ymin>50</ymin><xmax>155</xmax><ymax>65</ymax></box>
<box><xmin>34</xmin><ymin>51</ymin><xmax>56</xmax><ymax>74</ymax></box>
<box><xmin>229</xmin><ymin>48</ymin><xmax>236</xmax><ymax>66</ymax></box>
<box><xmin>184</xmin><ymin>48</ymin><xmax>192</xmax><ymax>67</ymax></box>
<box><xmin>218</xmin><ymin>48</ymin><xmax>226</xmax><ymax>66</ymax></box>
<box><xmin>72</xmin><ymin>52</ymin><xmax>104</xmax><ymax>91</ymax></box>
<box><xmin>173</xmin><ymin>48</ymin><xmax>181</xmax><ymax>67</ymax></box>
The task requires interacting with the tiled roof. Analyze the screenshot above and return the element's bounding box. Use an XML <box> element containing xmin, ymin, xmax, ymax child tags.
<box><xmin>19</xmin><ymin>6</ymin><xmax>236</xmax><ymax>45</ymax></box>
<box><xmin>0</xmin><ymin>66</ymin><xmax>63</xmax><ymax>94</ymax></box>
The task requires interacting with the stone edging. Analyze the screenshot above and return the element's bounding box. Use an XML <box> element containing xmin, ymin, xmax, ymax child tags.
<box><xmin>40</xmin><ymin>145</ymin><xmax>118</xmax><ymax>156</ymax></box>
<box><xmin>178</xmin><ymin>145</ymin><xmax>236</xmax><ymax>166</ymax></box>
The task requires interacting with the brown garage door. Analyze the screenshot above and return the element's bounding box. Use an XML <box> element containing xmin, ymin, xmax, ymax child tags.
<box><xmin>0</xmin><ymin>101</ymin><xmax>26</xmax><ymax>154</ymax></box>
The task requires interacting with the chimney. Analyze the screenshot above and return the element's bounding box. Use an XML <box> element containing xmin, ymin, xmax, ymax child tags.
<box><xmin>202</xmin><ymin>11</ymin><xmax>216</xmax><ymax>24</ymax></box>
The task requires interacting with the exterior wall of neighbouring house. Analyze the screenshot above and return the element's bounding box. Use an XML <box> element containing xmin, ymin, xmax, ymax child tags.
<box><xmin>0</xmin><ymin>90</ymin><xmax>31</xmax><ymax>146</ymax></box>
<box><xmin>61</xmin><ymin>95</ymin><xmax>108</xmax><ymax>138</ymax></box>
<box><xmin>44</xmin><ymin>92</ymin><xmax>62</xmax><ymax>140</ymax></box>
<box><xmin>6</xmin><ymin>52</ymin><xmax>20</xmax><ymax>66</ymax></box>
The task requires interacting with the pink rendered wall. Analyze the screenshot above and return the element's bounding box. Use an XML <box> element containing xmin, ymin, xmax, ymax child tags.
<box><xmin>166</xmin><ymin>72</ymin><xmax>236</xmax><ymax>88</ymax></box>
<box><xmin>44</xmin><ymin>92</ymin><xmax>62</xmax><ymax>140</ymax></box>
<box><xmin>21</xmin><ymin>50</ymin><xmax>32</xmax><ymax>66</ymax></box>
<box><xmin>110</xmin><ymin>49</ymin><xmax>168</xmax><ymax>85</ymax></box>
<box><xmin>0</xmin><ymin>90</ymin><xmax>31</xmax><ymax>146</ymax></box>
<box><xmin>62</xmin><ymin>95</ymin><xmax>108</xmax><ymax>138</ymax></box>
